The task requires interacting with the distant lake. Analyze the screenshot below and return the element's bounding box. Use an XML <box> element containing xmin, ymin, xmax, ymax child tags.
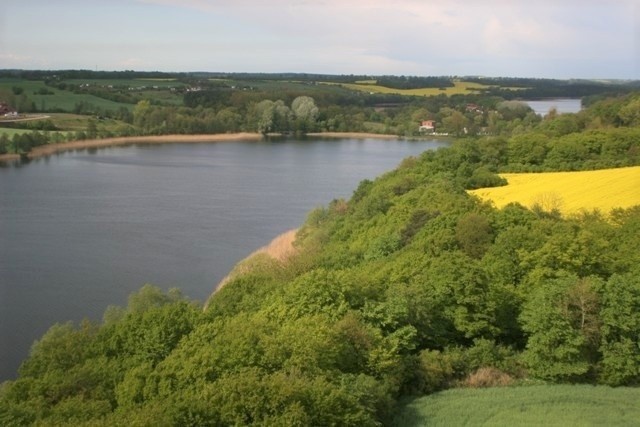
<box><xmin>0</xmin><ymin>137</ymin><xmax>448</xmax><ymax>381</ymax></box>
<box><xmin>525</xmin><ymin>98</ymin><xmax>582</xmax><ymax>116</ymax></box>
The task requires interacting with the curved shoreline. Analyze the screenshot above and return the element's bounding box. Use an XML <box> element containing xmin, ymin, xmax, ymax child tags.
<box><xmin>0</xmin><ymin>132</ymin><xmax>408</xmax><ymax>164</ymax></box>
<box><xmin>0</xmin><ymin>133</ymin><xmax>263</xmax><ymax>163</ymax></box>
<box><xmin>306</xmin><ymin>132</ymin><xmax>399</xmax><ymax>140</ymax></box>
<box><xmin>203</xmin><ymin>229</ymin><xmax>298</xmax><ymax>310</ymax></box>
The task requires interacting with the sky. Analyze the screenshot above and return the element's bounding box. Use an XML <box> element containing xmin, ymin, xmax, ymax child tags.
<box><xmin>0</xmin><ymin>0</ymin><xmax>638</xmax><ymax>79</ymax></box>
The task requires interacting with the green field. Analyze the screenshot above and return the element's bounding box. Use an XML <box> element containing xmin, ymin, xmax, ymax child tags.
<box><xmin>0</xmin><ymin>78</ymin><xmax>187</xmax><ymax>113</ymax></box>
<box><xmin>0</xmin><ymin>78</ymin><xmax>133</xmax><ymax>112</ymax></box>
<box><xmin>0</xmin><ymin>113</ymin><xmax>130</xmax><ymax>139</ymax></box>
<box><xmin>394</xmin><ymin>385</ymin><xmax>640</xmax><ymax>426</ymax></box>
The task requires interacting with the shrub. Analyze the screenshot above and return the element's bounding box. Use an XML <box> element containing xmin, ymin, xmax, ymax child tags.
<box><xmin>464</xmin><ymin>367</ymin><xmax>513</xmax><ymax>388</ymax></box>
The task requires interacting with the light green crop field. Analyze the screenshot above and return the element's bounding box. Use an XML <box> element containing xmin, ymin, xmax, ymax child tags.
<box><xmin>0</xmin><ymin>78</ymin><xmax>134</xmax><ymax>112</ymax></box>
<box><xmin>394</xmin><ymin>385</ymin><xmax>640</xmax><ymax>426</ymax></box>
<box><xmin>469</xmin><ymin>166</ymin><xmax>640</xmax><ymax>216</ymax></box>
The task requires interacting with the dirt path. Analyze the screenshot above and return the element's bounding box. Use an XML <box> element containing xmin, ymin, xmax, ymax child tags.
<box><xmin>0</xmin><ymin>114</ymin><xmax>51</xmax><ymax>123</ymax></box>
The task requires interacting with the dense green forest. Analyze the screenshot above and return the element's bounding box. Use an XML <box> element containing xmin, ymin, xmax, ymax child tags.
<box><xmin>1</xmin><ymin>89</ymin><xmax>639</xmax><ymax>425</ymax></box>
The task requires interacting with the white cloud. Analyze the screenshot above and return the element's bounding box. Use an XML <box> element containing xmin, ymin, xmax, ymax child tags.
<box><xmin>1</xmin><ymin>0</ymin><xmax>636</xmax><ymax>77</ymax></box>
<box><xmin>0</xmin><ymin>52</ymin><xmax>38</xmax><ymax>67</ymax></box>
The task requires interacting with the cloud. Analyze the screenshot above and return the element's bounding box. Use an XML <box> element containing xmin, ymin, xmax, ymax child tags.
<box><xmin>0</xmin><ymin>52</ymin><xmax>37</xmax><ymax>67</ymax></box>
<box><xmin>118</xmin><ymin>57</ymin><xmax>151</xmax><ymax>69</ymax></box>
<box><xmin>1</xmin><ymin>0</ymin><xmax>637</xmax><ymax>77</ymax></box>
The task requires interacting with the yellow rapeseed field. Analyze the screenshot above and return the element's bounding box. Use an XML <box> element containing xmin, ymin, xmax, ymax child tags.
<box><xmin>469</xmin><ymin>166</ymin><xmax>640</xmax><ymax>216</ymax></box>
<box><xmin>332</xmin><ymin>80</ymin><xmax>528</xmax><ymax>96</ymax></box>
<box><xmin>333</xmin><ymin>80</ymin><xmax>491</xmax><ymax>96</ymax></box>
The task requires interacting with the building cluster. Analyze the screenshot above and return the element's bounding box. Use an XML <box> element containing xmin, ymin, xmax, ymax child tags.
<box><xmin>419</xmin><ymin>103</ymin><xmax>486</xmax><ymax>134</ymax></box>
<box><xmin>0</xmin><ymin>102</ymin><xmax>17</xmax><ymax>118</ymax></box>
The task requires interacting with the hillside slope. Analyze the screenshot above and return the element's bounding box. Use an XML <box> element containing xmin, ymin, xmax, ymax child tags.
<box><xmin>2</xmin><ymin>110</ymin><xmax>640</xmax><ymax>424</ymax></box>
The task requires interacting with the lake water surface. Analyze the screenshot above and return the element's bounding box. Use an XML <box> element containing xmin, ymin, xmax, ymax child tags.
<box><xmin>0</xmin><ymin>137</ymin><xmax>447</xmax><ymax>381</ymax></box>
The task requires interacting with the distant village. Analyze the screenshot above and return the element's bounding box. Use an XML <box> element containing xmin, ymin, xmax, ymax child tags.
<box><xmin>419</xmin><ymin>103</ymin><xmax>485</xmax><ymax>136</ymax></box>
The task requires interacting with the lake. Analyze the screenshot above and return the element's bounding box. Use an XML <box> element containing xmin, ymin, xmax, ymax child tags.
<box><xmin>524</xmin><ymin>98</ymin><xmax>582</xmax><ymax>116</ymax></box>
<box><xmin>0</xmin><ymin>136</ymin><xmax>447</xmax><ymax>381</ymax></box>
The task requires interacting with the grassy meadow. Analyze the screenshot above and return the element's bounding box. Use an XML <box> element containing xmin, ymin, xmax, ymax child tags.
<box><xmin>394</xmin><ymin>385</ymin><xmax>640</xmax><ymax>426</ymax></box>
<box><xmin>0</xmin><ymin>78</ymin><xmax>133</xmax><ymax>112</ymax></box>
<box><xmin>0</xmin><ymin>113</ymin><xmax>130</xmax><ymax>139</ymax></box>
<box><xmin>469</xmin><ymin>166</ymin><xmax>640</xmax><ymax>215</ymax></box>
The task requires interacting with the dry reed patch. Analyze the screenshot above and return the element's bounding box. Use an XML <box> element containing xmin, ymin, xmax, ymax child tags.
<box><xmin>464</xmin><ymin>367</ymin><xmax>514</xmax><ymax>388</ymax></box>
<box><xmin>213</xmin><ymin>229</ymin><xmax>298</xmax><ymax>292</ymax></box>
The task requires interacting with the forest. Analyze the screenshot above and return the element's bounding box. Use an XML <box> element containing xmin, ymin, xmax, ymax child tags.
<box><xmin>0</xmin><ymin>86</ymin><xmax>639</xmax><ymax>425</ymax></box>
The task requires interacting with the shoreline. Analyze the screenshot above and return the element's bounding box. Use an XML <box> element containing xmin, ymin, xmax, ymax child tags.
<box><xmin>204</xmin><ymin>229</ymin><xmax>298</xmax><ymax>310</ymax></box>
<box><xmin>305</xmin><ymin>132</ymin><xmax>399</xmax><ymax>140</ymax></box>
<box><xmin>0</xmin><ymin>131</ymin><xmax>410</xmax><ymax>164</ymax></box>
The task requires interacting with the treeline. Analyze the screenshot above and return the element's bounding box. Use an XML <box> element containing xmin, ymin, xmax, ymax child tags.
<box><xmin>2</xmin><ymin>86</ymin><xmax>639</xmax><ymax>161</ymax></box>
<box><xmin>0</xmin><ymin>69</ymin><xmax>181</xmax><ymax>81</ymax></box>
<box><xmin>1</xmin><ymin>94</ymin><xmax>640</xmax><ymax>425</ymax></box>
<box><xmin>375</xmin><ymin>76</ymin><xmax>454</xmax><ymax>89</ymax></box>
<box><xmin>465</xmin><ymin>76</ymin><xmax>638</xmax><ymax>99</ymax></box>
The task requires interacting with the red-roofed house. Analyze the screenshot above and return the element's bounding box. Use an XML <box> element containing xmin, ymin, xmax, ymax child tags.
<box><xmin>419</xmin><ymin>120</ymin><xmax>435</xmax><ymax>133</ymax></box>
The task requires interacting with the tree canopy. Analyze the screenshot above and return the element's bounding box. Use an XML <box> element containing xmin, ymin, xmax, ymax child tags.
<box><xmin>1</xmin><ymin>90</ymin><xmax>640</xmax><ymax>425</ymax></box>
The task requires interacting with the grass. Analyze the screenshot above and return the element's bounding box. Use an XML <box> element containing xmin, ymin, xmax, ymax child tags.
<box><xmin>0</xmin><ymin>127</ymin><xmax>38</xmax><ymax>137</ymax></box>
<box><xmin>0</xmin><ymin>79</ymin><xmax>134</xmax><ymax>112</ymax></box>
<box><xmin>468</xmin><ymin>166</ymin><xmax>640</xmax><ymax>216</ymax></box>
<box><xmin>393</xmin><ymin>385</ymin><xmax>640</xmax><ymax>426</ymax></box>
<box><xmin>0</xmin><ymin>113</ymin><xmax>130</xmax><ymax>139</ymax></box>
<box><xmin>0</xmin><ymin>78</ymin><xmax>186</xmax><ymax>113</ymax></box>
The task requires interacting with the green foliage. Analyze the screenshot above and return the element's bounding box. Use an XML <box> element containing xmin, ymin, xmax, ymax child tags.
<box><xmin>2</xmin><ymin>90</ymin><xmax>640</xmax><ymax>424</ymax></box>
<box><xmin>520</xmin><ymin>276</ymin><xmax>602</xmax><ymax>381</ymax></box>
<box><xmin>455</xmin><ymin>213</ymin><xmax>494</xmax><ymax>258</ymax></box>
<box><xmin>599</xmin><ymin>271</ymin><xmax>640</xmax><ymax>386</ymax></box>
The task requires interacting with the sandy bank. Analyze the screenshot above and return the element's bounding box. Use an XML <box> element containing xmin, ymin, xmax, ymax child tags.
<box><xmin>0</xmin><ymin>132</ymin><xmax>415</xmax><ymax>164</ymax></box>
<box><xmin>251</xmin><ymin>229</ymin><xmax>299</xmax><ymax>263</ymax></box>
<box><xmin>204</xmin><ymin>229</ymin><xmax>298</xmax><ymax>309</ymax></box>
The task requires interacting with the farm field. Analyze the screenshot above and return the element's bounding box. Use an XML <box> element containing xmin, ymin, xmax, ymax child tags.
<box><xmin>328</xmin><ymin>80</ymin><xmax>515</xmax><ymax>96</ymax></box>
<box><xmin>0</xmin><ymin>113</ymin><xmax>130</xmax><ymax>138</ymax></box>
<box><xmin>0</xmin><ymin>78</ymin><xmax>134</xmax><ymax>112</ymax></box>
<box><xmin>469</xmin><ymin>166</ymin><xmax>640</xmax><ymax>215</ymax></box>
<box><xmin>393</xmin><ymin>385</ymin><xmax>640</xmax><ymax>426</ymax></box>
